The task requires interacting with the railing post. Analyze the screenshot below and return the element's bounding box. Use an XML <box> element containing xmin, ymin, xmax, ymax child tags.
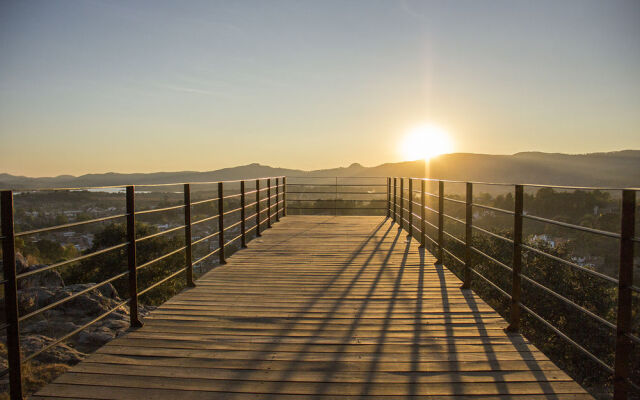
<box><xmin>387</xmin><ymin>177</ymin><xmax>391</xmax><ymax>218</ymax></box>
<box><xmin>437</xmin><ymin>180</ymin><xmax>444</xmax><ymax>264</ymax></box>
<box><xmin>183</xmin><ymin>184</ymin><xmax>194</xmax><ymax>287</ymax></box>
<box><xmin>275</xmin><ymin>178</ymin><xmax>280</xmax><ymax>222</ymax></box>
<box><xmin>408</xmin><ymin>179</ymin><xmax>413</xmax><ymax>239</ymax></box>
<box><xmin>399</xmin><ymin>178</ymin><xmax>404</xmax><ymax>230</ymax></box>
<box><xmin>1</xmin><ymin>190</ymin><xmax>24</xmax><ymax>400</ymax></box>
<box><xmin>240</xmin><ymin>181</ymin><xmax>247</xmax><ymax>248</ymax></box>
<box><xmin>507</xmin><ymin>184</ymin><xmax>524</xmax><ymax>332</ymax></box>
<box><xmin>255</xmin><ymin>179</ymin><xmax>261</xmax><ymax>237</ymax></box>
<box><xmin>613</xmin><ymin>189</ymin><xmax>636</xmax><ymax>400</ymax></box>
<box><xmin>393</xmin><ymin>178</ymin><xmax>397</xmax><ymax>223</ymax></box>
<box><xmin>267</xmin><ymin>178</ymin><xmax>272</xmax><ymax>228</ymax></box>
<box><xmin>462</xmin><ymin>182</ymin><xmax>473</xmax><ymax>289</ymax></box>
<box><xmin>420</xmin><ymin>180</ymin><xmax>426</xmax><ymax>248</ymax></box>
<box><xmin>282</xmin><ymin>177</ymin><xmax>287</xmax><ymax>216</ymax></box>
<box><xmin>218</xmin><ymin>182</ymin><xmax>226</xmax><ymax>264</ymax></box>
<box><xmin>126</xmin><ymin>186</ymin><xmax>143</xmax><ymax>328</ymax></box>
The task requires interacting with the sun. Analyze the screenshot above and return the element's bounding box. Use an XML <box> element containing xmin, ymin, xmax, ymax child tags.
<box><xmin>400</xmin><ymin>124</ymin><xmax>453</xmax><ymax>161</ymax></box>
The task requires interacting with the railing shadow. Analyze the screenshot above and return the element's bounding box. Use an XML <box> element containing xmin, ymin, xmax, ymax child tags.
<box><xmin>422</xmin><ymin>265</ymin><xmax>559</xmax><ymax>399</ymax></box>
<box><xmin>217</xmin><ymin>216</ymin><xmax>393</xmax><ymax>396</ymax></box>
<box><xmin>141</xmin><ymin>216</ymin><xmax>575</xmax><ymax>398</ymax></box>
<box><xmin>408</xmin><ymin>245</ymin><xmax>425</xmax><ymax>396</ymax></box>
<box><xmin>357</xmin><ymin>232</ymin><xmax>410</xmax><ymax>398</ymax></box>
<box><xmin>266</xmin><ymin>221</ymin><xmax>402</xmax><ymax>399</ymax></box>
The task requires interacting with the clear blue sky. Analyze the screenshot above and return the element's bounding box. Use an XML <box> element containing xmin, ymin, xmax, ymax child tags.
<box><xmin>1</xmin><ymin>0</ymin><xmax>639</xmax><ymax>176</ymax></box>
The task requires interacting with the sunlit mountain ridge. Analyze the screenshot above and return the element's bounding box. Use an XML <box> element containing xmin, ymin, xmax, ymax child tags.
<box><xmin>2</xmin><ymin>150</ymin><xmax>639</xmax><ymax>190</ymax></box>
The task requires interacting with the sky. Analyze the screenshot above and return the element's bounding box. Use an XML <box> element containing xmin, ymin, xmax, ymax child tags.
<box><xmin>1</xmin><ymin>0</ymin><xmax>639</xmax><ymax>177</ymax></box>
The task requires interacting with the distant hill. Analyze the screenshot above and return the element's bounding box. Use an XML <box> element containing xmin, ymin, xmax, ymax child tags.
<box><xmin>392</xmin><ymin>150</ymin><xmax>640</xmax><ymax>188</ymax></box>
<box><xmin>1</xmin><ymin>151</ymin><xmax>639</xmax><ymax>190</ymax></box>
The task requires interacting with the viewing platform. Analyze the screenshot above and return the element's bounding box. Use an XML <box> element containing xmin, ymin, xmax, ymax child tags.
<box><xmin>2</xmin><ymin>176</ymin><xmax>636</xmax><ymax>399</ymax></box>
<box><xmin>34</xmin><ymin>216</ymin><xmax>591</xmax><ymax>399</ymax></box>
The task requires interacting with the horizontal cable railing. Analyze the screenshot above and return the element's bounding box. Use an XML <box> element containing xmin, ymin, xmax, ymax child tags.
<box><xmin>0</xmin><ymin>176</ymin><xmax>285</xmax><ymax>399</ymax></box>
<box><xmin>388</xmin><ymin>176</ymin><xmax>638</xmax><ymax>400</ymax></box>
<box><xmin>2</xmin><ymin>174</ymin><xmax>638</xmax><ymax>399</ymax></box>
<box><xmin>284</xmin><ymin>176</ymin><xmax>388</xmax><ymax>216</ymax></box>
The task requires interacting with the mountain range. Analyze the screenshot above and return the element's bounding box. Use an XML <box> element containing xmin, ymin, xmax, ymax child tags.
<box><xmin>2</xmin><ymin>150</ymin><xmax>639</xmax><ymax>190</ymax></box>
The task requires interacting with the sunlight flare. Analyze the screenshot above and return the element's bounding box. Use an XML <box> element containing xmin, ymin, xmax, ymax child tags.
<box><xmin>400</xmin><ymin>124</ymin><xmax>453</xmax><ymax>161</ymax></box>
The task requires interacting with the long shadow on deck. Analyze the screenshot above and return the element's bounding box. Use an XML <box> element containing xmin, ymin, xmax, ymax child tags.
<box><xmin>219</xmin><ymin>217</ymin><xmax>394</xmax><ymax>396</ymax></box>
<box><xmin>265</xmin><ymin>222</ymin><xmax>403</xmax><ymax>398</ymax></box>
<box><xmin>463</xmin><ymin>292</ymin><xmax>558</xmax><ymax>399</ymax></box>
<box><xmin>431</xmin><ymin>261</ymin><xmax>513</xmax><ymax>398</ymax></box>
<box><xmin>32</xmin><ymin>216</ymin><xmax>591</xmax><ymax>399</ymax></box>
<box><xmin>356</xmin><ymin>233</ymin><xmax>410</xmax><ymax>398</ymax></box>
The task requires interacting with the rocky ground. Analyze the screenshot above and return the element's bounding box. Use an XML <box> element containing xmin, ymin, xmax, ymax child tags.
<box><xmin>0</xmin><ymin>254</ymin><xmax>153</xmax><ymax>396</ymax></box>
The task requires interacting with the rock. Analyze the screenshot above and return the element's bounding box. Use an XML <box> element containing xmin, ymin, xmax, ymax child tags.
<box><xmin>57</xmin><ymin>284</ymin><xmax>124</xmax><ymax>318</ymax></box>
<box><xmin>76</xmin><ymin>330</ymin><xmax>115</xmax><ymax>347</ymax></box>
<box><xmin>1</xmin><ymin>255</ymin><xmax>155</xmax><ymax>371</ymax></box>
<box><xmin>105</xmin><ymin>308</ymin><xmax>129</xmax><ymax>320</ymax></box>
<box><xmin>96</xmin><ymin>283</ymin><xmax>118</xmax><ymax>299</ymax></box>
<box><xmin>15</xmin><ymin>253</ymin><xmax>29</xmax><ymax>273</ymax></box>
<box><xmin>17</xmin><ymin>290</ymin><xmax>37</xmax><ymax>315</ymax></box>
<box><xmin>18</xmin><ymin>264</ymin><xmax>65</xmax><ymax>290</ymax></box>
<box><xmin>20</xmin><ymin>335</ymin><xmax>85</xmax><ymax>364</ymax></box>
<box><xmin>16</xmin><ymin>283</ymin><xmax>123</xmax><ymax>319</ymax></box>
<box><xmin>101</xmin><ymin>319</ymin><xmax>129</xmax><ymax>331</ymax></box>
<box><xmin>23</xmin><ymin>320</ymin><xmax>79</xmax><ymax>339</ymax></box>
<box><xmin>19</xmin><ymin>287</ymin><xmax>55</xmax><ymax>311</ymax></box>
<box><xmin>41</xmin><ymin>309</ymin><xmax>64</xmax><ymax>320</ymax></box>
<box><xmin>0</xmin><ymin>254</ymin><xmax>65</xmax><ymax>290</ymax></box>
<box><xmin>0</xmin><ymin>252</ymin><xmax>156</xmax><ymax>395</ymax></box>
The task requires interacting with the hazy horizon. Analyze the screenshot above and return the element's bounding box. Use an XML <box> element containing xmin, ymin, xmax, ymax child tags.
<box><xmin>2</xmin><ymin>149</ymin><xmax>639</xmax><ymax>179</ymax></box>
<box><xmin>2</xmin><ymin>0</ymin><xmax>639</xmax><ymax>176</ymax></box>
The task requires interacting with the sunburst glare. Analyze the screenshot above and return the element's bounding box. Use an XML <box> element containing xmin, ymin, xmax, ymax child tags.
<box><xmin>400</xmin><ymin>124</ymin><xmax>454</xmax><ymax>161</ymax></box>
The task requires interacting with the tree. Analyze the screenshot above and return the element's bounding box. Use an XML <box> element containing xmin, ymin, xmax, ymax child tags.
<box><xmin>61</xmin><ymin>222</ymin><xmax>186</xmax><ymax>306</ymax></box>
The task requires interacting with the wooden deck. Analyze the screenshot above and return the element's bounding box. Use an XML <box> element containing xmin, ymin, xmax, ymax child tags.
<box><xmin>35</xmin><ymin>216</ymin><xmax>591</xmax><ymax>399</ymax></box>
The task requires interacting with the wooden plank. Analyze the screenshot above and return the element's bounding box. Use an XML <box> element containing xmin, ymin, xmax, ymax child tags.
<box><xmin>36</xmin><ymin>216</ymin><xmax>591</xmax><ymax>399</ymax></box>
<box><xmin>46</xmin><ymin>373</ymin><xmax>589</xmax><ymax>395</ymax></box>
<box><xmin>100</xmin><ymin>338</ymin><xmax>544</xmax><ymax>354</ymax></box>
<box><xmin>33</xmin><ymin>385</ymin><xmax>595</xmax><ymax>400</ymax></box>
<box><xmin>95</xmin><ymin>345</ymin><xmax>555</xmax><ymax>362</ymax></box>
<box><xmin>83</xmin><ymin>353</ymin><xmax>566</xmax><ymax>372</ymax></box>
<box><xmin>68</xmin><ymin>363</ymin><xmax>577</xmax><ymax>383</ymax></box>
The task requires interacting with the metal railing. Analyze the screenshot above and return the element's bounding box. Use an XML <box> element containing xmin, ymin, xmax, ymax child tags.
<box><xmin>0</xmin><ymin>176</ymin><xmax>285</xmax><ymax>399</ymax></box>
<box><xmin>284</xmin><ymin>176</ymin><xmax>388</xmax><ymax>215</ymax></box>
<box><xmin>389</xmin><ymin>177</ymin><xmax>639</xmax><ymax>400</ymax></box>
<box><xmin>1</xmin><ymin>174</ymin><xmax>637</xmax><ymax>399</ymax></box>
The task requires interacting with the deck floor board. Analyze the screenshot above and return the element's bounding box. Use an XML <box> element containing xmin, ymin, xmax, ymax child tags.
<box><xmin>35</xmin><ymin>216</ymin><xmax>591</xmax><ymax>399</ymax></box>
